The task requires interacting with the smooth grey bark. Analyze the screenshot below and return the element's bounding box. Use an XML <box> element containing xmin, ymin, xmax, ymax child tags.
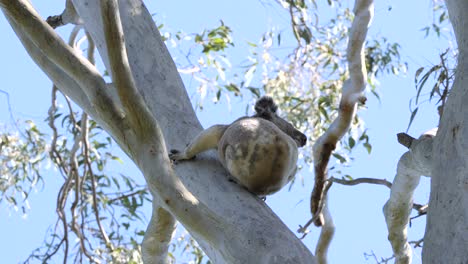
<box><xmin>423</xmin><ymin>0</ymin><xmax>468</xmax><ymax>263</ymax></box>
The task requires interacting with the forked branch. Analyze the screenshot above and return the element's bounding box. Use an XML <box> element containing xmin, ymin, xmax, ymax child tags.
<box><xmin>100</xmin><ymin>0</ymin><xmax>156</xmax><ymax>139</ymax></box>
<box><xmin>0</xmin><ymin>0</ymin><xmax>125</xmax><ymax>134</ymax></box>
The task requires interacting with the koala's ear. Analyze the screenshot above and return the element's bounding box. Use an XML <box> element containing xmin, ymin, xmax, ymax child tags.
<box><xmin>254</xmin><ymin>96</ymin><xmax>278</xmax><ymax>117</ymax></box>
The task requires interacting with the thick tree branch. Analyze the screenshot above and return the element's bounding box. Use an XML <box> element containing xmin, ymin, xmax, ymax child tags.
<box><xmin>5</xmin><ymin>16</ymin><xmax>92</xmax><ymax>116</ymax></box>
<box><xmin>384</xmin><ymin>129</ymin><xmax>435</xmax><ymax>264</ymax></box>
<box><xmin>0</xmin><ymin>0</ymin><xmax>125</xmax><ymax>133</ymax></box>
<box><xmin>100</xmin><ymin>0</ymin><xmax>156</xmax><ymax>140</ymax></box>
<box><xmin>142</xmin><ymin>204</ymin><xmax>177</xmax><ymax>264</ymax></box>
<box><xmin>311</xmin><ymin>0</ymin><xmax>374</xmax><ymax>229</ymax></box>
<box><xmin>315</xmin><ymin>203</ymin><xmax>335</xmax><ymax>264</ymax></box>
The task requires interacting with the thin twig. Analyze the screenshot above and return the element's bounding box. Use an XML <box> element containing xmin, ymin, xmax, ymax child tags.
<box><xmin>409</xmin><ymin>238</ymin><xmax>424</xmax><ymax>248</ymax></box>
<box><xmin>83</xmin><ymin>113</ymin><xmax>113</xmax><ymax>250</ymax></box>
<box><xmin>329</xmin><ymin>176</ymin><xmax>427</xmax><ymax>213</ymax></box>
<box><xmin>329</xmin><ymin>176</ymin><xmax>392</xmax><ymax>188</ymax></box>
<box><xmin>0</xmin><ymin>89</ymin><xmax>23</xmax><ymax>134</ymax></box>
<box><xmin>108</xmin><ymin>188</ymin><xmax>148</xmax><ymax>204</ymax></box>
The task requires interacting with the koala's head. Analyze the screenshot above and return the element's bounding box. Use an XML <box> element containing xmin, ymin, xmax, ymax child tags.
<box><xmin>254</xmin><ymin>96</ymin><xmax>307</xmax><ymax>147</ymax></box>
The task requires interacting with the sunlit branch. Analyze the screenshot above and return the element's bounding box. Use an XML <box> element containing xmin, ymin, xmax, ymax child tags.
<box><xmin>311</xmin><ymin>0</ymin><xmax>374</xmax><ymax>226</ymax></box>
<box><xmin>4</xmin><ymin>14</ymin><xmax>92</xmax><ymax>114</ymax></box>
<box><xmin>0</xmin><ymin>0</ymin><xmax>125</xmax><ymax>133</ymax></box>
<box><xmin>315</xmin><ymin>203</ymin><xmax>335</xmax><ymax>264</ymax></box>
<box><xmin>100</xmin><ymin>0</ymin><xmax>155</xmax><ymax>139</ymax></box>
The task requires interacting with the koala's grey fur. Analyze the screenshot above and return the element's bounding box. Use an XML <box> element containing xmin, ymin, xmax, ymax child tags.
<box><xmin>169</xmin><ymin>96</ymin><xmax>307</xmax><ymax>196</ymax></box>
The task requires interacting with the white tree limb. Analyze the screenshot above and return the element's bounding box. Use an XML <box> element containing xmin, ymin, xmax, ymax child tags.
<box><xmin>311</xmin><ymin>0</ymin><xmax>374</xmax><ymax>227</ymax></box>
<box><xmin>100</xmin><ymin>0</ymin><xmax>154</xmax><ymax>140</ymax></box>
<box><xmin>6</xmin><ymin>18</ymin><xmax>91</xmax><ymax>112</ymax></box>
<box><xmin>383</xmin><ymin>129</ymin><xmax>436</xmax><ymax>264</ymax></box>
<box><xmin>142</xmin><ymin>203</ymin><xmax>177</xmax><ymax>264</ymax></box>
<box><xmin>314</xmin><ymin>203</ymin><xmax>335</xmax><ymax>264</ymax></box>
<box><xmin>0</xmin><ymin>0</ymin><xmax>125</xmax><ymax>134</ymax></box>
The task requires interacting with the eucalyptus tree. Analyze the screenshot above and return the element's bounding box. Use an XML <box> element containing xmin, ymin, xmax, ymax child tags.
<box><xmin>1</xmin><ymin>0</ymin><xmax>466</xmax><ymax>263</ymax></box>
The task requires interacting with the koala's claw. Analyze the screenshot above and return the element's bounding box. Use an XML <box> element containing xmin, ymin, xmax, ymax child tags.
<box><xmin>169</xmin><ymin>149</ymin><xmax>180</xmax><ymax>155</ymax></box>
<box><xmin>168</xmin><ymin>149</ymin><xmax>196</xmax><ymax>162</ymax></box>
<box><xmin>169</xmin><ymin>149</ymin><xmax>181</xmax><ymax>161</ymax></box>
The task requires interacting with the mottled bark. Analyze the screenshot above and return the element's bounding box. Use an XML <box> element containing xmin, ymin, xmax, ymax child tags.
<box><xmin>422</xmin><ymin>1</ymin><xmax>468</xmax><ymax>262</ymax></box>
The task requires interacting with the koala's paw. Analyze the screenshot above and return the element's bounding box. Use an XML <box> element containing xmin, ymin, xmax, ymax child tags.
<box><xmin>168</xmin><ymin>149</ymin><xmax>195</xmax><ymax>163</ymax></box>
<box><xmin>169</xmin><ymin>149</ymin><xmax>183</xmax><ymax>161</ymax></box>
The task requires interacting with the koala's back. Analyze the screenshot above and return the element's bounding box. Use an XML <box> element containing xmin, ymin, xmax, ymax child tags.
<box><xmin>217</xmin><ymin>117</ymin><xmax>298</xmax><ymax>195</ymax></box>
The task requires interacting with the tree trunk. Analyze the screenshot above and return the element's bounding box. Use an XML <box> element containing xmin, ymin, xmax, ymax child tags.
<box><xmin>423</xmin><ymin>0</ymin><xmax>468</xmax><ymax>263</ymax></box>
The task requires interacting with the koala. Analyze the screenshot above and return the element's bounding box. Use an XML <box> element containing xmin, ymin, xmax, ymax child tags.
<box><xmin>169</xmin><ymin>96</ymin><xmax>307</xmax><ymax>196</ymax></box>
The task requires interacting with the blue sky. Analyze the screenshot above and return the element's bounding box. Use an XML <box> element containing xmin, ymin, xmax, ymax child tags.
<box><xmin>0</xmin><ymin>0</ymin><xmax>452</xmax><ymax>263</ymax></box>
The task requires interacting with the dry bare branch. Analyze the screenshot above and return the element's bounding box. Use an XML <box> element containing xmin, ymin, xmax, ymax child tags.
<box><xmin>329</xmin><ymin>176</ymin><xmax>427</xmax><ymax>214</ymax></box>
<box><xmin>329</xmin><ymin>176</ymin><xmax>392</xmax><ymax>188</ymax></box>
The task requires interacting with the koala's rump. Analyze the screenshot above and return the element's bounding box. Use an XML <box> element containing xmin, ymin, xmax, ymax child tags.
<box><xmin>218</xmin><ymin>118</ymin><xmax>298</xmax><ymax>195</ymax></box>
